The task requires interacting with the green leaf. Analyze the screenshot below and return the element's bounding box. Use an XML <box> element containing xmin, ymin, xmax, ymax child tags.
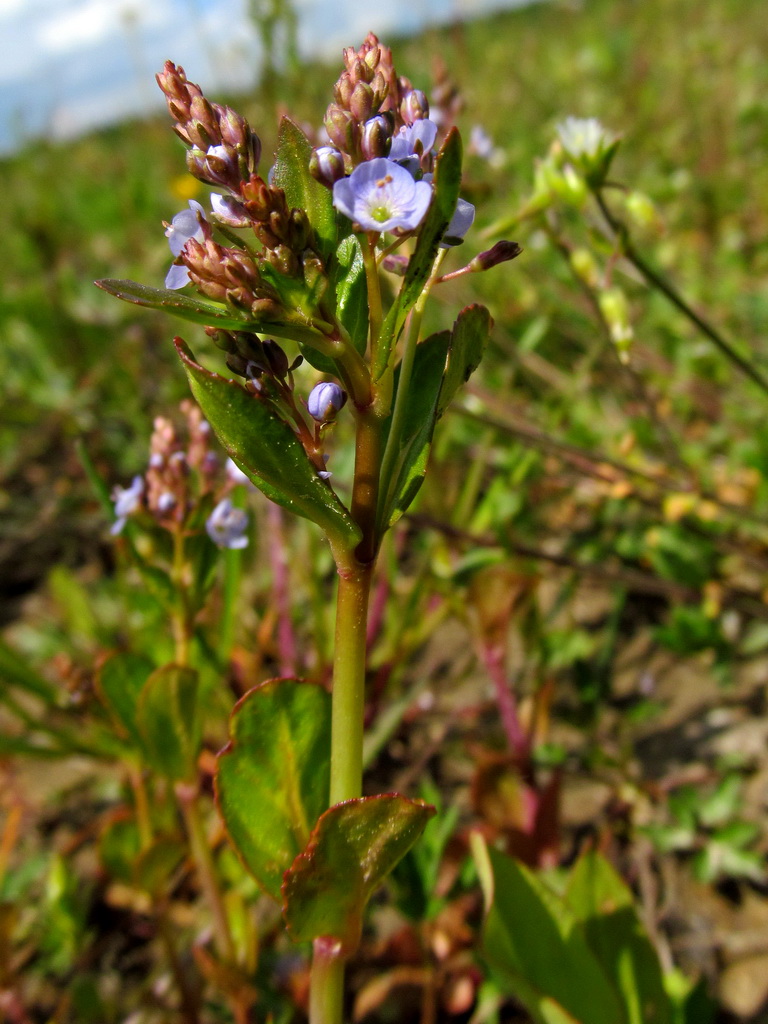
<box><xmin>436</xmin><ymin>304</ymin><xmax>492</xmax><ymax>418</ymax></box>
<box><xmin>333</xmin><ymin>234</ymin><xmax>368</xmax><ymax>352</ymax></box>
<box><xmin>95</xmin><ymin>278</ymin><xmax>317</xmax><ymax>346</ymax></box>
<box><xmin>565</xmin><ymin>851</ymin><xmax>673</xmax><ymax>1024</ymax></box>
<box><xmin>272</xmin><ymin>117</ymin><xmax>337</xmax><ymax>259</ymax></box>
<box><xmin>96</xmin><ymin>651</ymin><xmax>155</xmax><ymax>747</ymax></box>
<box><xmin>136</xmin><ymin>664</ymin><xmax>200</xmax><ymax>781</ymax></box>
<box><xmin>176</xmin><ymin>339</ymin><xmax>362</xmax><ymax>554</ymax></box>
<box><xmin>400</xmin><ymin>128</ymin><xmax>463</xmax><ymax>312</ymax></box>
<box><xmin>0</xmin><ymin>638</ymin><xmax>56</xmax><ymax>701</ymax></box>
<box><xmin>476</xmin><ymin>843</ymin><xmax>626</xmax><ymax>1024</ymax></box>
<box><xmin>216</xmin><ymin>678</ymin><xmax>331</xmax><ymax>901</ymax></box>
<box><xmin>383</xmin><ymin>329</ymin><xmax>450</xmax><ymax>527</ymax></box>
<box><xmin>282</xmin><ymin>794</ymin><xmax>435</xmax><ymax>953</ymax></box>
<box><xmin>381</xmin><ymin>304</ymin><xmax>492</xmax><ymax>527</ymax></box>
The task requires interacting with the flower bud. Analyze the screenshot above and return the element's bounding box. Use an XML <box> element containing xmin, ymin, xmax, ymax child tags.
<box><xmin>262</xmin><ymin>339</ymin><xmax>290</xmax><ymax>378</ymax></box>
<box><xmin>307</xmin><ymin>382</ymin><xmax>347</xmax><ymax>422</ymax></box>
<box><xmin>361</xmin><ymin>115</ymin><xmax>393</xmax><ymax>160</ymax></box>
<box><xmin>310</xmin><ymin>146</ymin><xmax>346</xmax><ymax>186</ymax></box>
<box><xmin>469</xmin><ymin>240</ymin><xmax>523</xmax><ymax>272</ymax></box>
<box><xmin>598</xmin><ymin>286</ymin><xmax>633</xmax><ymax>361</ymax></box>
<box><xmin>350</xmin><ymin>82</ymin><xmax>375</xmax><ymax>122</ymax></box>
<box><xmin>400</xmin><ymin>89</ymin><xmax>429</xmax><ymax>125</ymax></box>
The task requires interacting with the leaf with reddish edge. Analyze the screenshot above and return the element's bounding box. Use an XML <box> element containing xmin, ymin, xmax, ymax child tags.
<box><xmin>175</xmin><ymin>337</ymin><xmax>362</xmax><ymax>560</ymax></box>
<box><xmin>282</xmin><ymin>794</ymin><xmax>435</xmax><ymax>954</ymax></box>
<box><xmin>216</xmin><ymin>678</ymin><xmax>331</xmax><ymax>902</ymax></box>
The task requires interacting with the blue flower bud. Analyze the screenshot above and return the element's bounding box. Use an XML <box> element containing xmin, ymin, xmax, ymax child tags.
<box><xmin>310</xmin><ymin>146</ymin><xmax>346</xmax><ymax>187</ymax></box>
<box><xmin>307</xmin><ymin>381</ymin><xmax>347</xmax><ymax>422</ymax></box>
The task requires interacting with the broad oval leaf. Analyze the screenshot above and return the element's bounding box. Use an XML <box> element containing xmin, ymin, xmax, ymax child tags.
<box><xmin>136</xmin><ymin>664</ymin><xmax>200</xmax><ymax>782</ymax></box>
<box><xmin>282</xmin><ymin>794</ymin><xmax>435</xmax><ymax>954</ymax></box>
<box><xmin>216</xmin><ymin>678</ymin><xmax>331</xmax><ymax>901</ymax></box>
<box><xmin>175</xmin><ymin>339</ymin><xmax>362</xmax><ymax>553</ymax></box>
<box><xmin>272</xmin><ymin>117</ymin><xmax>337</xmax><ymax>259</ymax></box>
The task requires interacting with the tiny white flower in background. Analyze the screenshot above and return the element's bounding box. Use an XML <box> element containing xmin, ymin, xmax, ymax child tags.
<box><xmin>164</xmin><ymin>199</ymin><xmax>206</xmax><ymax>289</ymax></box>
<box><xmin>206</xmin><ymin>498</ymin><xmax>249</xmax><ymax>549</ymax></box>
<box><xmin>556</xmin><ymin>117</ymin><xmax>614</xmax><ymax>160</ymax></box>
<box><xmin>111</xmin><ymin>475</ymin><xmax>144</xmax><ymax>535</ymax></box>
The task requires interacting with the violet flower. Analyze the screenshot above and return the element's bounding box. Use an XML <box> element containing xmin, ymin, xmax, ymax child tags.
<box><xmin>206</xmin><ymin>497</ymin><xmax>249</xmax><ymax>549</ymax></box>
<box><xmin>389</xmin><ymin>119</ymin><xmax>438</xmax><ymax>174</ymax></box>
<box><xmin>307</xmin><ymin>381</ymin><xmax>347</xmax><ymax>422</ymax></box>
<box><xmin>111</xmin><ymin>475</ymin><xmax>144</xmax><ymax>535</ymax></box>
<box><xmin>332</xmin><ymin>158</ymin><xmax>432</xmax><ymax>233</ymax></box>
<box><xmin>441</xmin><ymin>197</ymin><xmax>475</xmax><ymax>247</ymax></box>
<box><xmin>164</xmin><ymin>199</ymin><xmax>206</xmax><ymax>289</ymax></box>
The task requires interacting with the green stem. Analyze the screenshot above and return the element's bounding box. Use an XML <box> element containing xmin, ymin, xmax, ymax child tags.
<box><xmin>362</xmin><ymin>232</ymin><xmax>384</xmax><ymax>358</ymax></box>
<box><xmin>176</xmin><ymin>783</ymin><xmax>236</xmax><ymax>964</ymax></box>
<box><xmin>329</xmin><ymin>562</ymin><xmax>373</xmax><ymax>805</ymax></box>
<box><xmin>309</xmin><ymin>939</ymin><xmax>346</xmax><ymax>1024</ymax></box>
<box><xmin>595</xmin><ymin>188</ymin><xmax>768</xmax><ymax>398</ymax></box>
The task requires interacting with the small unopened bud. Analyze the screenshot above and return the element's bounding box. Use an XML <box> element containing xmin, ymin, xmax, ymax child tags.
<box><xmin>598</xmin><ymin>286</ymin><xmax>633</xmax><ymax>361</ymax></box>
<box><xmin>400</xmin><ymin>89</ymin><xmax>429</xmax><ymax>125</ymax></box>
<box><xmin>350</xmin><ymin>82</ymin><xmax>375</xmax><ymax>122</ymax></box>
<box><xmin>262</xmin><ymin>339</ymin><xmax>290</xmax><ymax>378</ymax></box>
<box><xmin>470</xmin><ymin>240</ymin><xmax>522</xmax><ymax>272</ymax></box>
<box><xmin>307</xmin><ymin>381</ymin><xmax>347</xmax><ymax>422</ymax></box>
<box><xmin>310</xmin><ymin>146</ymin><xmax>346</xmax><ymax>186</ymax></box>
<box><xmin>569</xmin><ymin>247</ymin><xmax>600</xmax><ymax>287</ymax></box>
<box><xmin>361</xmin><ymin>115</ymin><xmax>392</xmax><ymax>160</ymax></box>
<box><xmin>382</xmin><ymin>253</ymin><xmax>409</xmax><ymax>276</ymax></box>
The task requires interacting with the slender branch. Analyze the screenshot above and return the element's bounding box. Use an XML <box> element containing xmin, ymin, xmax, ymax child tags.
<box><xmin>310</xmin><ymin>939</ymin><xmax>346</xmax><ymax>1024</ymax></box>
<box><xmin>595</xmin><ymin>188</ymin><xmax>768</xmax><ymax>397</ymax></box>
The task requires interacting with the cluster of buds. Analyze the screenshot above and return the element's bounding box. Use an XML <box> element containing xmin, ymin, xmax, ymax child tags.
<box><xmin>157</xmin><ymin>61</ymin><xmax>262</xmax><ymax>192</ymax></box>
<box><xmin>312</xmin><ymin>33</ymin><xmax>433</xmax><ymax>182</ymax></box>
<box><xmin>158</xmin><ymin>61</ymin><xmax>325</xmax><ymax>321</ymax></box>
<box><xmin>110</xmin><ymin>401</ymin><xmax>250</xmax><ymax>549</ymax></box>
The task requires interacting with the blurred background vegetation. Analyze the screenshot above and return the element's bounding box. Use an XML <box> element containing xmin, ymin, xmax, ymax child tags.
<box><xmin>3</xmin><ymin>0</ymin><xmax>768</xmax><ymax>1020</ymax></box>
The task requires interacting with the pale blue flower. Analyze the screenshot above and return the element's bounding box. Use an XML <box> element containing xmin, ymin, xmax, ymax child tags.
<box><xmin>307</xmin><ymin>381</ymin><xmax>346</xmax><ymax>422</ymax></box>
<box><xmin>389</xmin><ymin>119</ymin><xmax>438</xmax><ymax>173</ymax></box>
<box><xmin>333</xmin><ymin>158</ymin><xmax>432</xmax><ymax>233</ymax></box>
<box><xmin>111</xmin><ymin>475</ymin><xmax>144</xmax><ymax>535</ymax></box>
<box><xmin>440</xmin><ymin>198</ymin><xmax>475</xmax><ymax>247</ymax></box>
<box><xmin>206</xmin><ymin>498</ymin><xmax>249</xmax><ymax>549</ymax></box>
<box><xmin>164</xmin><ymin>199</ymin><xmax>206</xmax><ymax>289</ymax></box>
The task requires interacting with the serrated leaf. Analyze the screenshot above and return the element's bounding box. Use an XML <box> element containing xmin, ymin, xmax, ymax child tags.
<box><xmin>565</xmin><ymin>851</ymin><xmax>673</xmax><ymax>1024</ymax></box>
<box><xmin>136</xmin><ymin>664</ymin><xmax>200</xmax><ymax>781</ymax></box>
<box><xmin>96</xmin><ymin>651</ymin><xmax>155</xmax><ymax>747</ymax></box>
<box><xmin>436</xmin><ymin>304</ymin><xmax>492</xmax><ymax>417</ymax></box>
<box><xmin>381</xmin><ymin>303</ymin><xmax>492</xmax><ymax>528</ymax></box>
<box><xmin>216</xmin><ymin>678</ymin><xmax>331</xmax><ymax>901</ymax></box>
<box><xmin>176</xmin><ymin>339</ymin><xmax>361</xmax><ymax>553</ymax></box>
<box><xmin>477</xmin><ymin>845</ymin><xmax>626</xmax><ymax>1024</ymax></box>
<box><xmin>272</xmin><ymin>117</ymin><xmax>336</xmax><ymax>258</ymax></box>
<box><xmin>282</xmin><ymin>794</ymin><xmax>435</xmax><ymax>953</ymax></box>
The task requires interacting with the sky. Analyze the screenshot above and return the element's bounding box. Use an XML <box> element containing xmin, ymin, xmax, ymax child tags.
<box><xmin>0</xmin><ymin>0</ymin><xmax>533</xmax><ymax>154</ymax></box>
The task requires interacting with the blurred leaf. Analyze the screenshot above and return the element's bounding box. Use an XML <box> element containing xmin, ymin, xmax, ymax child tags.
<box><xmin>96</xmin><ymin>651</ymin><xmax>154</xmax><ymax>747</ymax></box>
<box><xmin>282</xmin><ymin>795</ymin><xmax>435</xmax><ymax>954</ymax></box>
<box><xmin>273</xmin><ymin>117</ymin><xmax>336</xmax><ymax>259</ymax></box>
<box><xmin>176</xmin><ymin>339</ymin><xmax>362</xmax><ymax>554</ymax></box>
<box><xmin>0</xmin><ymin>638</ymin><xmax>56</xmax><ymax>701</ymax></box>
<box><xmin>565</xmin><ymin>851</ymin><xmax>673</xmax><ymax>1024</ymax></box>
<box><xmin>134</xmin><ymin>837</ymin><xmax>187</xmax><ymax>894</ymax></box>
<box><xmin>216</xmin><ymin>678</ymin><xmax>331</xmax><ymax>901</ymax></box>
<box><xmin>697</xmin><ymin>774</ymin><xmax>743</xmax><ymax>828</ymax></box>
<box><xmin>436</xmin><ymin>304</ymin><xmax>492</xmax><ymax>418</ymax></box>
<box><xmin>136</xmin><ymin>664</ymin><xmax>200</xmax><ymax>781</ymax></box>
<box><xmin>475</xmin><ymin>842</ymin><xmax>626</xmax><ymax>1024</ymax></box>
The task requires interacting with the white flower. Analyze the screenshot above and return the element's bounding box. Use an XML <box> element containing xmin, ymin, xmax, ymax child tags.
<box><xmin>556</xmin><ymin>117</ymin><xmax>614</xmax><ymax>160</ymax></box>
<box><xmin>206</xmin><ymin>498</ymin><xmax>249</xmax><ymax>549</ymax></box>
<box><xmin>333</xmin><ymin>158</ymin><xmax>432</xmax><ymax>233</ymax></box>
<box><xmin>164</xmin><ymin>199</ymin><xmax>206</xmax><ymax>289</ymax></box>
<box><xmin>111</xmin><ymin>475</ymin><xmax>144</xmax><ymax>534</ymax></box>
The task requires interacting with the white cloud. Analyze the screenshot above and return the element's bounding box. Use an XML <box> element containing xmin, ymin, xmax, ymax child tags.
<box><xmin>36</xmin><ymin>0</ymin><xmax>167</xmax><ymax>53</ymax></box>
